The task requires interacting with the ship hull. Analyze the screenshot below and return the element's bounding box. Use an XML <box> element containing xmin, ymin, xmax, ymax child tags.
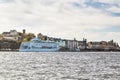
<box><xmin>19</xmin><ymin>48</ymin><xmax>59</xmax><ymax>52</ymax></box>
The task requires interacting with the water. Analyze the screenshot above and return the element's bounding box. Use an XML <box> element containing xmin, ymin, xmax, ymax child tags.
<box><xmin>0</xmin><ymin>52</ymin><xmax>120</xmax><ymax>80</ymax></box>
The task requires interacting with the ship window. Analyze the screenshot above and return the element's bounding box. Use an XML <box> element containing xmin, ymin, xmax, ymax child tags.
<box><xmin>22</xmin><ymin>46</ymin><xmax>28</xmax><ymax>49</ymax></box>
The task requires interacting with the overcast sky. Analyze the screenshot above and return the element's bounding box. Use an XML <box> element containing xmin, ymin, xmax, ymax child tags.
<box><xmin>0</xmin><ymin>0</ymin><xmax>120</xmax><ymax>43</ymax></box>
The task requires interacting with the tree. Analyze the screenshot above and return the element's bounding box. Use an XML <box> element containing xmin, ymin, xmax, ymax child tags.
<box><xmin>0</xmin><ymin>34</ymin><xmax>3</xmax><ymax>40</ymax></box>
<box><xmin>23</xmin><ymin>33</ymin><xmax>35</xmax><ymax>42</ymax></box>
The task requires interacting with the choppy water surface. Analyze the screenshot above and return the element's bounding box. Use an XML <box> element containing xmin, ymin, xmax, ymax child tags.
<box><xmin>0</xmin><ymin>52</ymin><xmax>120</xmax><ymax>80</ymax></box>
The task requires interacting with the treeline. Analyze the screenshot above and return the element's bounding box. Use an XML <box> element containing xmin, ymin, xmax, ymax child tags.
<box><xmin>0</xmin><ymin>40</ymin><xmax>20</xmax><ymax>51</ymax></box>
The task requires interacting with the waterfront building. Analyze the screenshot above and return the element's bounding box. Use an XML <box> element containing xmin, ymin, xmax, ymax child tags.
<box><xmin>87</xmin><ymin>40</ymin><xmax>120</xmax><ymax>51</ymax></box>
<box><xmin>65</xmin><ymin>38</ymin><xmax>79</xmax><ymax>51</ymax></box>
<box><xmin>77</xmin><ymin>41</ymin><xmax>85</xmax><ymax>49</ymax></box>
<box><xmin>2</xmin><ymin>30</ymin><xmax>19</xmax><ymax>41</ymax></box>
<box><xmin>87</xmin><ymin>41</ymin><xmax>107</xmax><ymax>49</ymax></box>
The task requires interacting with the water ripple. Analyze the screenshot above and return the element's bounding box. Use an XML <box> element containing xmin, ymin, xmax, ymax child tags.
<box><xmin>0</xmin><ymin>52</ymin><xmax>120</xmax><ymax>80</ymax></box>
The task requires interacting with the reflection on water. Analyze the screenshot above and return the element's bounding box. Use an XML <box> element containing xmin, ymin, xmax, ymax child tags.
<box><xmin>0</xmin><ymin>52</ymin><xmax>120</xmax><ymax>80</ymax></box>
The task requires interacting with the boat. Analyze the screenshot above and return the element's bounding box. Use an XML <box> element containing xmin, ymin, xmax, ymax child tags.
<box><xmin>19</xmin><ymin>37</ymin><xmax>60</xmax><ymax>52</ymax></box>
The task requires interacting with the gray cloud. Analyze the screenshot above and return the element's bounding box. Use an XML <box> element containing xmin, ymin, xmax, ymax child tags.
<box><xmin>0</xmin><ymin>0</ymin><xmax>120</xmax><ymax>44</ymax></box>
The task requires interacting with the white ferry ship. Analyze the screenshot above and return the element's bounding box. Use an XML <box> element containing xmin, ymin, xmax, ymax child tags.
<box><xmin>19</xmin><ymin>38</ymin><xmax>60</xmax><ymax>52</ymax></box>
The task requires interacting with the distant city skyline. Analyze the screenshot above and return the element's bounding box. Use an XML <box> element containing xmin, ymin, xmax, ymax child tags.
<box><xmin>0</xmin><ymin>0</ymin><xmax>120</xmax><ymax>44</ymax></box>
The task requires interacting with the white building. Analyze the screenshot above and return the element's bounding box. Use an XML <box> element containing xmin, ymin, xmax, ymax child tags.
<box><xmin>2</xmin><ymin>30</ymin><xmax>19</xmax><ymax>41</ymax></box>
<box><xmin>65</xmin><ymin>39</ymin><xmax>79</xmax><ymax>51</ymax></box>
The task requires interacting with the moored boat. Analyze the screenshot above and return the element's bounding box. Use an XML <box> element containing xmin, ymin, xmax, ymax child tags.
<box><xmin>19</xmin><ymin>38</ymin><xmax>60</xmax><ymax>52</ymax></box>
